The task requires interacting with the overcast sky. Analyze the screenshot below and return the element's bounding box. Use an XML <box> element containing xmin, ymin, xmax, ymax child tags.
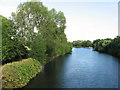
<box><xmin>0</xmin><ymin>0</ymin><xmax>119</xmax><ymax>41</ymax></box>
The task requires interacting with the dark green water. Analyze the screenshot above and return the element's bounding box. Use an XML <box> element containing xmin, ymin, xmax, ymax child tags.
<box><xmin>25</xmin><ymin>48</ymin><xmax>119</xmax><ymax>88</ymax></box>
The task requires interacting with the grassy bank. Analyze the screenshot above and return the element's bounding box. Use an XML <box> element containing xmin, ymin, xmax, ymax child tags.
<box><xmin>2</xmin><ymin>58</ymin><xmax>42</xmax><ymax>88</ymax></box>
<box><xmin>1</xmin><ymin>1</ymin><xmax>72</xmax><ymax>89</ymax></box>
<box><xmin>1</xmin><ymin>53</ymin><xmax>70</xmax><ymax>88</ymax></box>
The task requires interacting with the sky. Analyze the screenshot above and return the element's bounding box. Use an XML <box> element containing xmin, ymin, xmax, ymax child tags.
<box><xmin>0</xmin><ymin>0</ymin><xmax>119</xmax><ymax>41</ymax></box>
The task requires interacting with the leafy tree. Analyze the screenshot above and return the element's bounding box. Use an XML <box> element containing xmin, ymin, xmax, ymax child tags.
<box><xmin>11</xmin><ymin>1</ymin><xmax>72</xmax><ymax>63</ymax></box>
<box><xmin>106</xmin><ymin>36</ymin><xmax>120</xmax><ymax>57</ymax></box>
<box><xmin>1</xmin><ymin>15</ymin><xmax>28</xmax><ymax>64</ymax></box>
<box><xmin>72</xmin><ymin>40</ymin><xmax>92</xmax><ymax>48</ymax></box>
<box><xmin>30</xmin><ymin>34</ymin><xmax>47</xmax><ymax>63</ymax></box>
<box><xmin>11</xmin><ymin>2</ymin><xmax>48</xmax><ymax>46</ymax></box>
<box><xmin>92</xmin><ymin>37</ymin><xmax>120</xmax><ymax>58</ymax></box>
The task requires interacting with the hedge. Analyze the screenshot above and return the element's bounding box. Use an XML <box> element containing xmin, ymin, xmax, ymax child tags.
<box><xmin>2</xmin><ymin>58</ymin><xmax>42</xmax><ymax>88</ymax></box>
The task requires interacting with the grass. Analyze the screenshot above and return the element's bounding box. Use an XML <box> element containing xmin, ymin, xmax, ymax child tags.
<box><xmin>2</xmin><ymin>58</ymin><xmax>42</xmax><ymax>88</ymax></box>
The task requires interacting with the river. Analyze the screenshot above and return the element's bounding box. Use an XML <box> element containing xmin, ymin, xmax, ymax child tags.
<box><xmin>25</xmin><ymin>48</ymin><xmax>119</xmax><ymax>88</ymax></box>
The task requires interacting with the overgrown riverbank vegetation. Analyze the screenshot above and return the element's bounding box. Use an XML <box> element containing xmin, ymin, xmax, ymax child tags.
<box><xmin>72</xmin><ymin>36</ymin><xmax>120</xmax><ymax>58</ymax></box>
<box><xmin>2</xmin><ymin>58</ymin><xmax>42</xmax><ymax>88</ymax></box>
<box><xmin>92</xmin><ymin>36</ymin><xmax>120</xmax><ymax>58</ymax></box>
<box><xmin>1</xmin><ymin>1</ymin><xmax>72</xmax><ymax>88</ymax></box>
<box><xmin>1</xmin><ymin>0</ymin><xmax>119</xmax><ymax>89</ymax></box>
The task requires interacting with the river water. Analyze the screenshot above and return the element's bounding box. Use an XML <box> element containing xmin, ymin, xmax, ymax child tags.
<box><xmin>25</xmin><ymin>48</ymin><xmax>119</xmax><ymax>88</ymax></box>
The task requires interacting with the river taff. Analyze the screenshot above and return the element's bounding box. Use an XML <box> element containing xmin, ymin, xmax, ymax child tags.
<box><xmin>25</xmin><ymin>48</ymin><xmax>119</xmax><ymax>88</ymax></box>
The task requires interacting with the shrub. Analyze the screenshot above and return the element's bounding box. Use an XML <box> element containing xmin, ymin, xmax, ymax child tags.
<box><xmin>1</xmin><ymin>15</ymin><xmax>28</xmax><ymax>64</ymax></box>
<box><xmin>2</xmin><ymin>58</ymin><xmax>42</xmax><ymax>88</ymax></box>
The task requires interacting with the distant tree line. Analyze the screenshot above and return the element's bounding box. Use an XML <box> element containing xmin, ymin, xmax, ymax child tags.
<box><xmin>72</xmin><ymin>40</ymin><xmax>92</xmax><ymax>48</ymax></box>
<box><xmin>92</xmin><ymin>36</ymin><xmax>120</xmax><ymax>58</ymax></box>
<box><xmin>72</xmin><ymin>36</ymin><xmax>120</xmax><ymax>58</ymax></box>
<box><xmin>1</xmin><ymin>1</ymin><xmax>72</xmax><ymax>64</ymax></box>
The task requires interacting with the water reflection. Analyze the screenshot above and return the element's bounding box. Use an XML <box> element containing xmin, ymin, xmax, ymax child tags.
<box><xmin>25</xmin><ymin>48</ymin><xmax>119</xmax><ymax>88</ymax></box>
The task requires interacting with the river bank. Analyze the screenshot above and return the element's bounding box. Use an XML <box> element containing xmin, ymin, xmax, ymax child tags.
<box><xmin>1</xmin><ymin>1</ymin><xmax>72</xmax><ymax>88</ymax></box>
<box><xmin>2</xmin><ymin>58</ymin><xmax>42</xmax><ymax>88</ymax></box>
<box><xmin>2</xmin><ymin>52</ymin><xmax>71</xmax><ymax>88</ymax></box>
<box><xmin>25</xmin><ymin>48</ymin><xmax>119</xmax><ymax>88</ymax></box>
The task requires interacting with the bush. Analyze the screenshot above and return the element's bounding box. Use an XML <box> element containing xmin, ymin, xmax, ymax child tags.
<box><xmin>2</xmin><ymin>41</ymin><xmax>28</xmax><ymax>64</ymax></box>
<box><xmin>1</xmin><ymin>15</ymin><xmax>28</xmax><ymax>64</ymax></box>
<box><xmin>2</xmin><ymin>58</ymin><xmax>42</xmax><ymax>88</ymax></box>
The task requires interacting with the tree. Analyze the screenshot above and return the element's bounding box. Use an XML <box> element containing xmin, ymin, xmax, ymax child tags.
<box><xmin>11</xmin><ymin>2</ymin><xmax>48</xmax><ymax>46</ymax></box>
<box><xmin>72</xmin><ymin>40</ymin><xmax>92</xmax><ymax>48</ymax></box>
<box><xmin>11</xmin><ymin>1</ymin><xmax>72</xmax><ymax>62</ymax></box>
<box><xmin>30</xmin><ymin>34</ymin><xmax>47</xmax><ymax>63</ymax></box>
<box><xmin>1</xmin><ymin>15</ymin><xmax>28</xmax><ymax>64</ymax></box>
